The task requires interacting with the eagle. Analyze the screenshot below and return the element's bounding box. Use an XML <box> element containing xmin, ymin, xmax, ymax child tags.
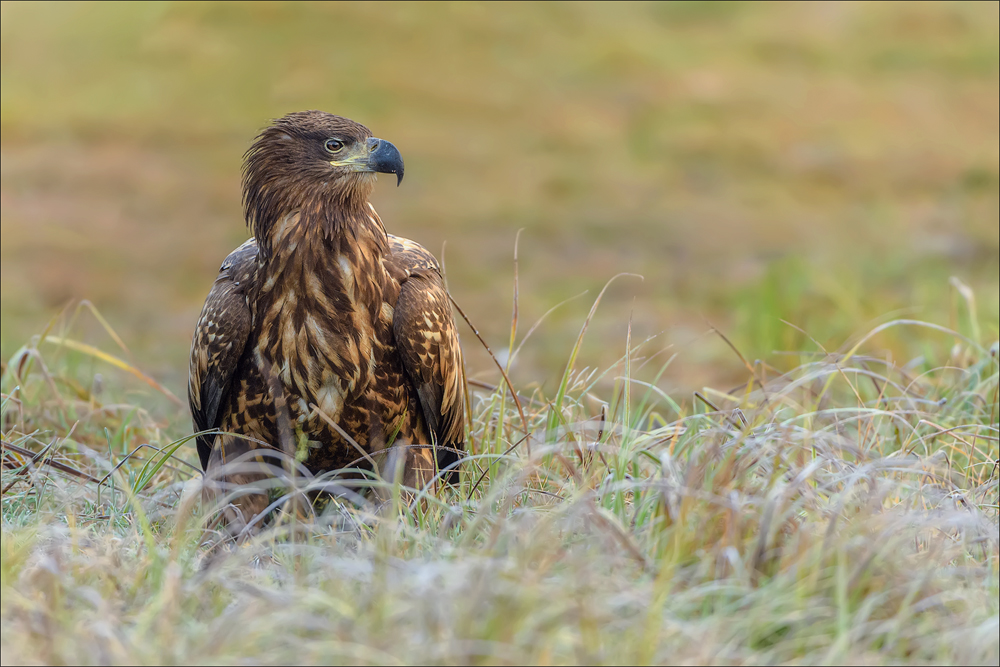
<box><xmin>187</xmin><ymin>111</ymin><xmax>465</xmax><ymax>532</ymax></box>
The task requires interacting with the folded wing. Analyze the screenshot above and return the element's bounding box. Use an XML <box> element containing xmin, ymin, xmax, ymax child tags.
<box><xmin>388</xmin><ymin>236</ymin><xmax>465</xmax><ymax>468</ymax></box>
<box><xmin>188</xmin><ymin>239</ymin><xmax>257</xmax><ymax>469</ymax></box>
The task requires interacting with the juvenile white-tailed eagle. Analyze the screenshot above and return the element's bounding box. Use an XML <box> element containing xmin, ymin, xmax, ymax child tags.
<box><xmin>188</xmin><ymin>111</ymin><xmax>465</xmax><ymax>531</ymax></box>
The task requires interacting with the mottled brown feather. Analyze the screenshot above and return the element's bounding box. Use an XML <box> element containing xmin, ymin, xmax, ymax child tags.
<box><xmin>188</xmin><ymin>238</ymin><xmax>256</xmax><ymax>469</ymax></box>
<box><xmin>389</xmin><ymin>240</ymin><xmax>465</xmax><ymax>446</ymax></box>
<box><xmin>387</xmin><ymin>236</ymin><xmax>466</xmax><ymax>474</ymax></box>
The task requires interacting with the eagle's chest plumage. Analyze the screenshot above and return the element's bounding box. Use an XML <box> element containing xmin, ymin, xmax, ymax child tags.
<box><xmin>229</xmin><ymin>215</ymin><xmax>417</xmax><ymax>470</ymax></box>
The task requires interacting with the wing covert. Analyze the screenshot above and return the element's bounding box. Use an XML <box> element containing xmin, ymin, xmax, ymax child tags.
<box><xmin>188</xmin><ymin>238</ymin><xmax>257</xmax><ymax>470</ymax></box>
<box><xmin>389</xmin><ymin>237</ymin><xmax>465</xmax><ymax>455</ymax></box>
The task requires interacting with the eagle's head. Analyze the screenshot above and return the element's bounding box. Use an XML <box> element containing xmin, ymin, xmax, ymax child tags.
<box><xmin>242</xmin><ymin>110</ymin><xmax>404</xmax><ymax>254</ymax></box>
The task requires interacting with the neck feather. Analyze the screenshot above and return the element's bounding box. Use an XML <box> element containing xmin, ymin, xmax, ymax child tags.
<box><xmin>245</xmin><ymin>174</ymin><xmax>385</xmax><ymax>260</ymax></box>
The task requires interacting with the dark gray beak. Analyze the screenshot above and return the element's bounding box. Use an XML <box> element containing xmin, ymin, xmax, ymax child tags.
<box><xmin>367</xmin><ymin>137</ymin><xmax>404</xmax><ymax>186</ymax></box>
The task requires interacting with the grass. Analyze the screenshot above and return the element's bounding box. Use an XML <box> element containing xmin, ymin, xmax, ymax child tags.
<box><xmin>1</xmin><ymin>288</ymin><xmax>997</xmax><ymax>665</ymax></box>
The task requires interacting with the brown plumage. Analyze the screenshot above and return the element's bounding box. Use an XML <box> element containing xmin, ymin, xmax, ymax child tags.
<box><xmin>188</xmin><ymin>111</ymin><xmax>465</xmax><ymax>531</ymax></box>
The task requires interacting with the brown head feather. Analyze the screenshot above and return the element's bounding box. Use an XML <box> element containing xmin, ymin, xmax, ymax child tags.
<box><xmin>242</xmin><ymin>111</ymin><xmax>379</xmax><ymax>259</ymax></box>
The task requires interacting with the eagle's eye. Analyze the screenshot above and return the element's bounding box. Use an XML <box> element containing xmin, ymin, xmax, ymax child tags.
<box><xmin>324</xmin><ymin>138</ymin><xmax>345</xmax><ymax>153</ymax></box>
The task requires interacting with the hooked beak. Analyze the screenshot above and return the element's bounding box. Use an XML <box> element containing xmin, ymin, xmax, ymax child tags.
<box><xmin>366</xmin><ymin>137</ymin><xmax>404</xmax><ymax>186</ymax></box>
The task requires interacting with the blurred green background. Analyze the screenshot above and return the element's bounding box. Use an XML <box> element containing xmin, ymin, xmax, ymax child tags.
<box><xmin>2</xmin><ymin>1</ymin><xmax>997</xmax><ymax>397</ymax></box>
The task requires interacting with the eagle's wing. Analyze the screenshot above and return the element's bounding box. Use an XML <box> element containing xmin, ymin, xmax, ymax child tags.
<box><xmin>188</xmin><ymin>238</ymin><xmax>258</xmax><ymax>470</ymax></box>
<box><xmin>388</xmin><ymin>235</ymin><xmax>465</xmax><ymax>455</ymax></box>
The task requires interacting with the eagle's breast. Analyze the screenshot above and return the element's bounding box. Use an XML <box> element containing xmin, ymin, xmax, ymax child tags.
<box><xmin>251</xmin><ymin>211</ymin><xmax>393</xmax><ymax>434</ymax></box>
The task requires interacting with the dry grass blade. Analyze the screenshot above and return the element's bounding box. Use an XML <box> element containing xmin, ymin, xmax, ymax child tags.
<box><xmin>42</xmin><ymin>335</ymin><xmax>183</xmax><ymax>406</ymax></box>
<box><xmin>449</xmin><ymin>294</ymin><xmax>530</xmax><ymax>446</ymax></box>
<box><xmin>1</xmin><ymin>439</ymin><xmax>101</xmax><ymax>485</ymax></box>
<box><xmin>547</xmin><ymin>273</ymin><xmax>643</xmax><ymax>435</ymax></box>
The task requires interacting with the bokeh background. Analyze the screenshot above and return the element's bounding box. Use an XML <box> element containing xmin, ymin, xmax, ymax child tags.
<box><xmin>2</xmin><ymin>1</ymin><xmax>997</xmax><ymax>400</ymax></box>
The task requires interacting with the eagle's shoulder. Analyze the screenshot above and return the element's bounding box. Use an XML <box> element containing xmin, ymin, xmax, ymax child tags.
<box><xmin>386</xmin><ymin>233</ymin><xmax>440</xmax><ymax>276</ymax></box>
<box><xmin>221</xmin><ymin>237</ymin><xmax>259</xmax><ymax>274</ymax></box>
<box><xmin>188</xmin><ymin>238</ymin><xmax>258</xmax><ymax>469</ymax></box>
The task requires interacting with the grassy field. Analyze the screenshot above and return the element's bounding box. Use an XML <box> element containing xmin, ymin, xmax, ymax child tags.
<box><xmin>1</xmin><ymin>302</ymin><xmax>997</xmax><ymax>664</ymax></box>
<box><xmin>1</xmin><ymin>1</ymin><xmax>998</xmax><ymax>664</ymax></box>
